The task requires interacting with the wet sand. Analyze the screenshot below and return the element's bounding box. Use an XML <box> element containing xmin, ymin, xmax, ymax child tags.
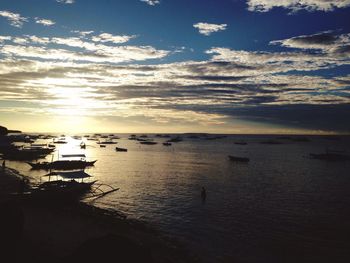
<box><xmin>0</xmin><ymin>167</ymin><xmax>195</xmax><ymax>263</ymax></box>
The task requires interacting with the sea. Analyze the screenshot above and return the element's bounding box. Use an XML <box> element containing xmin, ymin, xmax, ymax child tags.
<box><xmin>6</xmin><ymin>134</ymin><xmax>350</xmax><ymax>263</ymax></box>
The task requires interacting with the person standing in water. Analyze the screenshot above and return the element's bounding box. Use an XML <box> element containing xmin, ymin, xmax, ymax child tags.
<box><xmin>201</xmin><ymin>187</ymin><xmax>206</xmax><ymax>202</ymax></box>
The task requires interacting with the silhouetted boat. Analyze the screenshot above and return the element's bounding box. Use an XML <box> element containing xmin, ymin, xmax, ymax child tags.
<box><xmin>100</xmin><ymin>145</ymin><xmax>106</xmax><ymax>148</ymax></box>
<box><xmin>30</xmin><ymin>171</ymin><xmax>97</xmax><ymax>201</ymax></box>
<box><xmin>163</xmin><ymin>142</ymin><xmax>172</xmax><ymax>146</ymax></box>
<box><xmin>115</xmin><ymin>147</ymin><xmax>127</xmax><ymax>152</ymax></box>
<box><xmin>128</xmin><ymin>134</ymin><xmax>137</xmax><ymax>140</ymax></box>
<box><xmin>0</xmin><ymin>145</ymin><xmax>54</xmax><ymax>160</ymax></box>
<box><xmin>228</xmin><ymin>155</ymin><xmax>250</xmax><ymax>162</ymax></box>
<box><xmin>27</xmin><ymin>154</ymin><xmax>96</xmax><ymax>170</ymax></box>
<box><xmin>53</xmin><ymin>140</ymin><xmax>67</xmax><ymax>144</ymax></box>
<box><xmin>166</xmin><ymin>137</ymin><xmax>183</xmax><ymax>143</ymax></box>
<box><xmin>140</xmin><ymin>141</ymin><xmax>157</xmax><ymax>145</ymax></box>
<box><xmin>27</xmin><ymin>160</ymin><xmax>97</xmax><ymax>170</ymax></box>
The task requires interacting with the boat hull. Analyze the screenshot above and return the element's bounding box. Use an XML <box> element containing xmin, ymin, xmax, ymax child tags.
<box><xmin>30</xmin><ymin>180</ymin><xmax>96</xmax><ymax>202</ymax></box>
<box><xmin>27</xmin><ymin>160</ymin><xmax>97</xmax><ymax>170</ymax></box>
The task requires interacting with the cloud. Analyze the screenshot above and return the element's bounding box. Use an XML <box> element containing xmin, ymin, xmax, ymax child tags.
<box><xmin>34</xmin><ymin>17</ymin><xmax>55</xmax><ymax>26</ymax></box>
<box><xmin>0</xmin><ymin>44</ymin><xmax>169</xmax><ymax>64</ymax></box>
<box><xmin>247</xmin><ymin>0</ymin><xmax>350</xmax><ymax>12</ymax></box>
<box><xmin>72</xmin><ymin>30</ymin><xmax>94</xmax><ymax>37</ymax></box>
<box><xmin>205</xmin><ymin>32</ymin><xmax>350</xmax><ymax>74</ymax></box>
<box><xmin>0</xmin><ymin>34</ymin><xmax>170</xmax><ymax>63</ymax></box>
<box><xmin>270</xmin><ymin>31</ymin><xmax>350</xmax><ymax>53</ymax></box>
<box><xmin>91</xmin><ymin>33</ymin><xmax>136</xmax><ymax>44</ymax></box>
<box><xmin>193</xmin><ymin>22</ymin><xmax>227</xmax><ymax>36</ymax></box>
<box><xmin>56</xmin><ymin>0</ymin><xmax>75</xmax><ymax>4</ymax></box>
<box><xmin>0</xmin><ymin>10</ymin><xmax>28</xmax><ymax>28</ymax></box>
<box><xmin>140</xmin><ymin>0</ymin><xmax>160</xmax><ymax>6</ymax></box>
<box><xmin>0</xmin><ymin>36</ymin><xmax>11</xmax><ymax>42</ymax></box>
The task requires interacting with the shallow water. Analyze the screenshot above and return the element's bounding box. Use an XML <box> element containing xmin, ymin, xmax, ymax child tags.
<box><xmin>7</xmin><ymin>135</ymin><xmax>350</xmax><ymax>262</ymax></box>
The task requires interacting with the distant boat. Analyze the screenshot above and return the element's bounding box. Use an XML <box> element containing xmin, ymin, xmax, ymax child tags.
<box><xmin>166</xmin><ymin>137</ymin><xmax>183</xmax><ymax>143</ymax></box>
<box><xmin>136</xmin><ymin>138</ymin><xmax>148</xmax><ymax>142</ymax></box>
<box><xmin>115</xmin><ymin>147</ymin><xmax>127</xmax><ymax>152</ymax></box>
<box><xmin>100</xmin><ymin>145</ymin><xmax>106</xmax><ymax>148</ymax></box>
<box><xmin>53</xmin><ymin>139</ymin><xmax>67</xmax><ymax>144</ymax></box>
<box><xmin>163</xmin><ymin>142</ymin><xmax>172</xmax><ymax>146</ymax></box>
<box><xmin>234</xmin><ymin>142</ymin><xmax>247</xmax><ymax>145</ymax></box>
<box><xmin>140</xmin><ymin>141</ymin><xmax>157</xmax><ymax>145</ymax></box>
<box><xmin>228</xmin><ymin>155</ymin><xmax>250</xmax><ymax>162</ymax></box>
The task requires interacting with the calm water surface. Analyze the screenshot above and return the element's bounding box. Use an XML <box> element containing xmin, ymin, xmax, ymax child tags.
<box><xmin>8</xmin><ymin>135</ymin><xmax>350</xmax><ymax>262</ymax></box>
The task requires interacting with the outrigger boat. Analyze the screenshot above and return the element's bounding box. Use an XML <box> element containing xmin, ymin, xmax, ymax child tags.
<box><xmin>1</xmin><ymin>144</ymin><xmax>55</xmax><ymax>160</ymax></box>
<box><xmin>27</xmin><ymin>154</ymin><xmax>97</xmax><ymax>170</ymax></box>
<box><xmin>115</xmin><ymin>147</ymin><xmax>128</xmax><ymax>152</ymax></box>
<box><xmin>29</xmin><ymin>170</ymin><xmax>118</xmax><ymax>202</ymax></box>
<box><xmin>36</xmin><ymin>171</ymin><xmax>97</xmax><ymax>198</ymax></box>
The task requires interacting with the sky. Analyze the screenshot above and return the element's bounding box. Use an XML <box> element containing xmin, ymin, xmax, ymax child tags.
<box><xmin>0</xmin><ymin>0</ymin><xmax>349</xmax><ymax>134</ymax></box>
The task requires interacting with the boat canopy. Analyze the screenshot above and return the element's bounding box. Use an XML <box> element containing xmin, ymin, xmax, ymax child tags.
<box><xmin>46</xmin><ymin>171</ymin><xmax>92</xmax><ymax>179</ymax></box>
<box><xmin>61</xmin><ymin>154</ymin><xmax>86</xmax><ymax>158</ymax></box>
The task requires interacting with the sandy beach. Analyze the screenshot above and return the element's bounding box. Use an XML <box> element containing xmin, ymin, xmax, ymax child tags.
<box><xmin>0</xmin><ymin>167</ymin><xmax>195</xmax><ymax>263</ymax></box>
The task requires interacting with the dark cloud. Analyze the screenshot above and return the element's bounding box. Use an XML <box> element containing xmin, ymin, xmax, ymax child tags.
<box><xmin>287</xmin><ymin>32</ymin><xmax>340</xmax><ymax>46</ymax></box>
<box><xmin>333</xmin><ymin>45</ymin><xmax>350</xmax><ymax>54</ymax></box>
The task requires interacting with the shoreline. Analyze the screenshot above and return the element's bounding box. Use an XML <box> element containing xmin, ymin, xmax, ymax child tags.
<box><xmin>0</xmin><ymin>167</ymin><xmax>196</xmax><ymax>263</ymax></box>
